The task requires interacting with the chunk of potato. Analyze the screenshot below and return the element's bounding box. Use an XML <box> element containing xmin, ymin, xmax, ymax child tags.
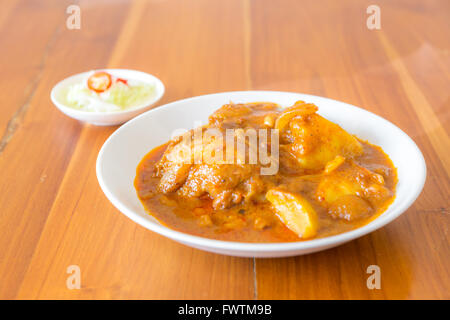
<box><xmin>317</xmin><ymin>178</ymin><xmax>361</xmax><ymax>204</ymax></box>
<box><xmin>288</xmin><ymin>114</ymin><xmax>363</xmax><ymax>170</ymax></box>
<box><xmin>266</xmin><ymin>189</ymin><xmax>318</xmax><ymax>239</ymax></box>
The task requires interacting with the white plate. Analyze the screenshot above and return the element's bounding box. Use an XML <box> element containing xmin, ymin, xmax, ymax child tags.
<box><xmin>96</xmin><ymin>91</ymin><xmax>426</xmax><ymax>257</ymax></box>
<box><xmin>51</xmin><ymin>69</ymin><xmax>165</xmax><ymax>126</ymax></box>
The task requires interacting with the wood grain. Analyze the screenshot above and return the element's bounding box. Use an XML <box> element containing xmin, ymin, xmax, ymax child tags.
<box><xmin>0</xmin><ymin>0</ymin><xmax>448</xmax><ymax>299</ymax></box>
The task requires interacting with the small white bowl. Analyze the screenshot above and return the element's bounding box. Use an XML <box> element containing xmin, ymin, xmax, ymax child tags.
<box><xmin>96</xmin><ymin>91</ymin><xmax>426</xmax><ymax>257</ymax></box>
<box><xmin>51</xmin><ymin>69</ymin><xmax>165</xmax><ymax>126</ymax></box>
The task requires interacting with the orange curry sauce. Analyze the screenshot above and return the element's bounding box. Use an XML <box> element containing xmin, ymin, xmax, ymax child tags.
<box><xmin>134</xmin><ymin>102</ymin><xmax>397</xmax><ymax>242</ymax></box>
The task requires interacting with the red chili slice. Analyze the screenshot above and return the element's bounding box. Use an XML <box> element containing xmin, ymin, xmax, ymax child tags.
<box><xmin>116</xmin><ymin>78</ymin><xmax>128</xmax><ymax>85</ymax></box>
<box><xmin>87</xmin><ymin>71</ymin><xmax>112</xmax><ymax>93</ymax></box>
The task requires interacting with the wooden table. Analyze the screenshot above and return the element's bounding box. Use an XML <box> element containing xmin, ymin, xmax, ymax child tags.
<box><xmin>0</xmin><ymin>0</ymin><xmax>448</xmax><ymax>300</ymax></box>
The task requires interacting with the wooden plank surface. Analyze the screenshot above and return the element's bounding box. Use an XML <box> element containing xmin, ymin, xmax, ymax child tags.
<box><xmin>0</xmin><ymin>0</ymin><xmax>448</xmax><ymax>299</ymax></box>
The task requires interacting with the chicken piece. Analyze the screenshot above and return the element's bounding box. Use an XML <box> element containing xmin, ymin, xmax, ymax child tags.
<box><xmin>328</xmin><ymin>195</ymin><xmax>372</xmax><ymax>221</ymax></box>
<box><xmin>209</xmin><ymin>102</ymin><xmax>281</xmax><ymax>129</ymax></box>
<box><xmin>179</xmin><ymin>164</ymin><xmax>251</xmax><ymax>196</ymax></box>
<box><xmin>158</xmin><ymin>163</ymin><xmax>192</xmax><ymax>193</ymax></box>
<box><xmin>156</xmin><ymin>130</ymin><xmax>195</xmax><ymax>173</ymax></box>
<box><xmin>155</xmin><ymin>130</ymin><xmax>195</xmax><ymax>193</ymax></box>
<box><xmin>266</xmin><ymin>188</ymin><xmax>318</xmax><ymax>239</ymax></box>
<box><xmin>208</xmin><ymin>103</ymin><xmax>253</xmax><ymax>127</ymax></box>
<box><xmin>275</xmin><ymin>100</ymin><xmax>318</xmax><ymax>132</ymax></box>
<box><xmin>316</xmin><ymin>160</ymin><xmax>391</xmax><ymax>221</ymax></box>
<box><xmin>156</xmin><ymin>103</ymin><xmax>278</xmax><ymax>210</ymax></box>
<box><xmin>278</xmin><ymin>103</ymin><xmax>363</xmax><ymax>170</ymax></box>
<box><xmin>156</xmin><ymin>128</ymin><xmax>259</xmax><ymax>205</ymax></box>
<box><xmin>155</xmin><ymin>125</ymin><xmax>231</xmax><ymax>193</ymax></box>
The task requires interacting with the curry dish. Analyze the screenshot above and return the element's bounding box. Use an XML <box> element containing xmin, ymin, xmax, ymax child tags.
<box><xmin>135</xmin><ymin>101</ymin><xmax>397</xmax><ymax>242</ymax></box>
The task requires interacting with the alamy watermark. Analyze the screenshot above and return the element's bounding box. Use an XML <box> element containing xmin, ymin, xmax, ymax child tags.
<box><xmin>66</xmin><ymin>264</ymin><xmax>81</xmax><ymax>289</ymax></box>
<box><xmin>66</xmin><ymin>5</ymin><xmax>81</xmax><ymax>30</ymax></box>
<box><xmin>366</xmin><ymin>265</ymin><xmax>381</xmax><ymax>289</ymax></box>
<box><xmin>167</xmin><ymin>124</ymin><xmax>279</xmax><ymax>175</ymax></box>
<box><xmin>366</xmin><ymin>5</ymin><xmax>381</xmax><ymax>30</ymax></box>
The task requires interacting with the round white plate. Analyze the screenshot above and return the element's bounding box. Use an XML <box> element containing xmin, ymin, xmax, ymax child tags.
<box><xmin>51</xmin><ymin>69</ymin><xmax>165</xmax><ymax>126</ymax></box>
<box><xmin>96</xmin><ymin>91</ymin><xmax>426</xmax><ymax>257</ymax></box>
